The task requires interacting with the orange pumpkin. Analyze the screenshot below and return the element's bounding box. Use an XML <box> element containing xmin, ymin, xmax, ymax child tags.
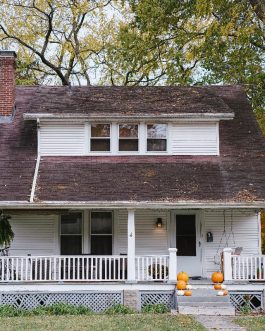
<box><xmin>184</xmin><ymin>290</ymin><xmax>192</xmax><ymax>296</ymax></box>
<box><xmin>177</xmin><ymin>271</ymin><xmax>189</xmax><ymax>283</ymax></box>
<box><xmin>211</xmin><ymin>271</ymin><xmax>224</xmax><ymax>283</ymax></box>
<box><xmin>214</xmin><ymin>284</ymin><xmax>222</xmax><ymax>290</ymax></box>
<box><xmin>176</xmin><ymin>280</ymin><xmax>187</xmax><ymax>290</ymax></box>
<box><xmin>223</xmin><ymin>290</ymin><xmax>228</xmax><ymax>296</ymax></box>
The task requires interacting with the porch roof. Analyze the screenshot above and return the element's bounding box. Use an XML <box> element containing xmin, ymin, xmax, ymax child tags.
<box><xmin>0</xmin><ymin>85</ymin><xmax>265</xmax><ymax>206</ymax></box>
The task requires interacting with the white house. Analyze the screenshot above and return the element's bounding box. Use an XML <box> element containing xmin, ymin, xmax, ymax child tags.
<box><xmin>0</xmin><ymin>51</ymin><xmax>264</xmax><ymax>313</ymax></box>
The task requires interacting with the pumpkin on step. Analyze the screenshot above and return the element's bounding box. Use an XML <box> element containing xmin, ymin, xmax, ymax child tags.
<box><xmin>184</xmin><ymin>290</ymin><xmax>192</xmax><ymax>296</ymax></box>
<box><xmin>177</xmin><ymin>271</ymin><xmax>189</xmax><ymax>283</ymax></box>
<box><xmin>176</xmin><ymin>280</ymin><xmax>186</xmax><ymax>290</ymax></box>
<box><xmin>223</xmin><ymin>290</ymin><xmax>228</xmax><ymax>296</ymax></box>
<box><xmin>177</xmin><ymin>290</ymin><xmax>185</xmax><ymax>296</ymax></box>
<box><xmin>214</xmin><ymin>284</ymin><xmax>222</xmax><ymax>290</ymax></box>
<box><xmin>211</xmin><ymin>271</ymin><xmax>224</xmax><ymax>283</ymax></box>
<box><xmin>186</xmin><ymin>284</ymin><xmax>192</xmax><ymax>290</ymax></box>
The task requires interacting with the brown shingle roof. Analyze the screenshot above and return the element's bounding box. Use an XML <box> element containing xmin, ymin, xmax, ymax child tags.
<box><xmin>0</xmin><ymin>85</ymin><xmax>264</xmax><ymax>205</ymax></box>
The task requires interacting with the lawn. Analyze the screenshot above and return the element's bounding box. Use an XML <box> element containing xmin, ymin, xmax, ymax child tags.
<box><xmin>0</xmin><ymin>314</ymin><xmax>206</xmax><ymax>331</ymax></box>
<box><xmin>235</xmin><ymin>316</ymin><xmax>265</xmax><ymax>331</ymax></box>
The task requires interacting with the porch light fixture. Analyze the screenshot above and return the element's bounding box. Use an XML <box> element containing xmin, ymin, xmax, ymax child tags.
<box><xmin>156</xmin><ymin>218</ymin><xmax>163</xmax><ymax>228</ymax></box>
<box><xmin>207</xmin><ymin>231</ymin><xmax>213</xmax><ymax>243</ymax></box>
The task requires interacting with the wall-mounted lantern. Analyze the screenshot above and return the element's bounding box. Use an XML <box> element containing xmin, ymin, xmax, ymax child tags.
<box><xmin>207</xmin><ymin>232</ymin><xmax>213</xmax><ymax>242</ymax></box>
<box><xmin>156</xmin><ymin>217</ymin><xmax>163</xmax><ymax>228</ymax></box>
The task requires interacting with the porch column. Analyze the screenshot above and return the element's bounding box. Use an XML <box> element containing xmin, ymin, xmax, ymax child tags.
<box><xmin>127</xmin><ymin>209</ymin><xmax>136</xmax><ymax>282</ymax></box>
<box><xmin>223</xmin><ymin>248</ymin><xmax>233</xmax><ymax>281</ymax></box>
<box><xmin>168</xmin><ymin>248</ymin><xmax>177</xmax><ymax>283</ymax></box>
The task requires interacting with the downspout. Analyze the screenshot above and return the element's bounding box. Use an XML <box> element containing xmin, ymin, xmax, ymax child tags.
<box><xmin>30</xmin><ymin>155</ymin><xmax>41</xmax><ymax>203</ymax></box>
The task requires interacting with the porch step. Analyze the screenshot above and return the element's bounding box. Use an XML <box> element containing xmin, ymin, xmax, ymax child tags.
<box><xmin>176</xmin><ymin>289</ymin><xmax>235</xmax><ymax>316</ymax></box>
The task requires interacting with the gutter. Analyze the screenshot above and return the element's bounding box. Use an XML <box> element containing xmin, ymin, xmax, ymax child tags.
<box><xmin>0</xmin><ymin>201</ymin><xmax>264</xmax><ymax>210</ymax></box>
<box><xmin>29</xmin><ymin>155</ymin><xmax>41</xmax><ymax>203</ymax></box>
<box><xmin>23</xmin><ymin>112</ymin><xmax>235</xmax><ymax>122</ymax></box>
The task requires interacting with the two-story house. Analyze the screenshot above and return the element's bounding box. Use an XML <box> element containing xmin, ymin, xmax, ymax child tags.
<box><xmin>0</xmin><ymin>51</ymin><xmax>265</xmax><ymax>314</ymax></box>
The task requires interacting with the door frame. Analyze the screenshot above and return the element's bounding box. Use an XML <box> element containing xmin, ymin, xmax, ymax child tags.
<box><xmin>170</xmin><ymin>210</ymin><xmax>203</xmax><ymax>277</ymax></box>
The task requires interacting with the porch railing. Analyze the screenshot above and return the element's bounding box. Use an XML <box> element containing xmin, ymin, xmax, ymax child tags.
<box><xmin>0</xmin><ymin>255</ymin><xmax>128</xmax><ymax>282</ymax></box>
<box><xmin>135</xmin><ymin>255</ymin><xmax>169</xmax><ymax>281</ymax></box>
<box><xmin>223</xmin><ymin>248</ymin><xmax>265</xmax><ymax>281</ymax></box>
<box><xmin>0</xmin><ymin>251</ymin><xmax>177</xmax><ymax>283</ymax></box>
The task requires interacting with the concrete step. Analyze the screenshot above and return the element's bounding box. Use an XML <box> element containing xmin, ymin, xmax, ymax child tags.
<box><xmin>177</xmin><ymin>296</ymin><xmax>230</xmax><ymax>302</ymax></box>
<box><xmin>178</xmin><ymin>306</ymin><xmax>235</xmax><ymax>316</ymax></box>
<box><xmin>178</xmin><ymin>302</ymin><xmax>232</xmax><ymax>307</ymax></box>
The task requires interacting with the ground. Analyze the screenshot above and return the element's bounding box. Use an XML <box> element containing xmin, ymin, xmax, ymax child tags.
<box><xmin>0</xmin><ymin>314</ymin><xmax>206</xmax><ymax>331</ymax></box>
<box><xmin>235</xmin><ymin>316</ymin><xmax>265</xmax><ymax>331</ymax></box>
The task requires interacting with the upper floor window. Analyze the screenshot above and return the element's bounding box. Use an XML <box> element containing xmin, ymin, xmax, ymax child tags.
<box><xmin>91</xmin><ymin>124</ymin><xmax>110</xmax><ymax>152</ymax></box>
<box><xmin>147</xmin><ymin>124</ymin><xmax>167</xmax><ymax>152</ymax></box>
<box><xmin>119</xmin><ymin>124</ymin><xmax>138</xmax><ymax>151</ymax></box>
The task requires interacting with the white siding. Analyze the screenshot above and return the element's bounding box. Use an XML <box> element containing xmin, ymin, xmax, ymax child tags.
<box><xmin>169</xmin><ymin>122</ymin><xmax>219</xmax><ymax>155</ymax></box>
<box><xmin>115</xmin><ymin>210</ymin><xmax>169</xmax><ymax>255</ymax></box>
<box><xmin>9</xmin><ymin>214</ymin><xmax>59</xmax><ymax>256</ymax></box>
<box><xmin>203</xmin><ymin>210</ymin><xmax>260</xmax><ymax>276</ymax></box>
<box><xmin>39</xmin><ymin>122</ymin><xmax>85</xmax><ymax>156</ymax></box>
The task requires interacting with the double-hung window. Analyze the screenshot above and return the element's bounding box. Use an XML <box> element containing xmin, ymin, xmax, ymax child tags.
<box><xmin>91</xmin><ymin>124</ymin><xmax>111</xmax><ymax>152</ymax></box>
<box><xmin>147</xmin><ymin>124</ymin><xmax>167</xmax><ymax>152</ymax></box>
<box><xmin>119</xmin><ymin>124</ymin><xmax>139</xmax><ymax>152</ymax></box>
<box><xmin>60</xmin><ymin>213</ymin><xmax>82</xmax><ymax>255</ymax></box>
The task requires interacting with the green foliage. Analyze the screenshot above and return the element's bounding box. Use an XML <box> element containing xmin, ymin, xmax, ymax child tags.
<box><xmin>142</xmin><ymin>303</ymin><xmax>170</xmax><ymax>314</ymax></box>
<box><xmin>104</xmin><ymin>304</ymin><xmax>136</xmax><ymax>315</ymax></box>
<box><xmin>0</xmin><ymin>211</ymin><xmax>14</xmax><ymax>248</ymax></box>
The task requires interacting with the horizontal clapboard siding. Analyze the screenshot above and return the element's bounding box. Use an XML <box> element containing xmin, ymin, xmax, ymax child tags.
<box><xmin>203</xmin><ymin>210</ymin><xmax>260</xmax><ymax>276</ymax></box>
<box><xmin>9</xmin><ymin>215</ymin><xmax>59</xmax><ymax>256</ymax></box>
<box><xmin>170</xmin><ymin>122</ymin><xmax>218</xmax><ymax>155</ymax></box>
<box><xmin>39</xmin><ymin>122</ymin><xmax>85</xmax><ymax>156</ymax></box>
<box><xmin>115</xmin><ymin>210</ymin><xmax>169</xmax><ymax>255</ymax></box>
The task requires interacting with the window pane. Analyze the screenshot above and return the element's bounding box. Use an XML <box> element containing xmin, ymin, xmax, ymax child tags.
<box><xmin>147</xmin><ymin>139</ymin><xmax>167</xmax><ymax>152</ymax></box>
<box><xmin>91</xmin><ymin>139</ymin><xmax>110</xmax><ymax>152</ymax></box>
<box><xmin>176</xmin><ymin>215</ymin><xmax>196</xmax><ymax>256</ymax></box>
<box><xmin>147</xmin><ymin>124</ymin><xmax>167</xmax><ymax>138</ymax></box>
<box><xmin>119</xmin><ymin>139</ymin><xmax>138</xmax><ymax>151</ymax></box>
<box><xmin>91</xmin><ymin>124</ymin><xmax>110</xmax><ymax>137</ymax></box>
<box><xmin>61</xmin><ymin>235</ymin><xmax>82</xmax><ymax>255</ymax></box>
<box><xmin>119</xmin><ymin>124</ymin><xmax>138</xmax><ymax>138</ymax></box>
<box><xmin>91</xmin><ymin>235</ymin><xmax>112</xmax><ymax>255</ymax></box>
<box><xmin>61</xmin><ymin>213</ymin><xmax>82</xmax><ymax>234</ymax></box>
<box><xmin>91</xmin><ymin>212</ymin><xmax>112</xmax><ymax>234</ymax></box>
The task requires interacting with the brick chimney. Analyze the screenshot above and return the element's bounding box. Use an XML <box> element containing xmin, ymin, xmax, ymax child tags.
<box><xmin>0</xmin><ymin>51</ymin><xmax>16</xmax><ymax>117</ymax></box>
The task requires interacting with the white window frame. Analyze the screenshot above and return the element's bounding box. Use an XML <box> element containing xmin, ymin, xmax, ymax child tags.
<box><xmin>89</xmin><ymin>123</ymin><xmax>112</xmax><ymax>153</ymax></box>
<box><xmin>146</xmin><ymin>123</ymin><xmax>168</xmax><ymax>153</ymax></box>
<box><xmin>118</xmin><ymin>123</ymin><xmax>140</xmax><ymax>154</ymax></box>
<box><xmin>60</xmin><ymin>212</ymin><xmax>83</xmax><ymax>255</ymax></box>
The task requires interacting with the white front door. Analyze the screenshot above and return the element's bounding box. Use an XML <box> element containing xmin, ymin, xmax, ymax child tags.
<box><xmin>175</xmin><ymin>214</ymin><xmax>202</xmax><ymax>277</ymax></box>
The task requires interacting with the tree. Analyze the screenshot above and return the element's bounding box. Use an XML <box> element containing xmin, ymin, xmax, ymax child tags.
<box><xmin>0</xmin><ymin>0</ymin><xmax>124</xmax><ymax>86</ymax></box>
<box><xmin>0</xmin><ymin>211</ymin><xmax>14</xmax><ymax>250</ymax></box>
<box><xmin>105</xmin><ymin>0</ymin><xmax>265</xmax><ymax>132</ymax></box>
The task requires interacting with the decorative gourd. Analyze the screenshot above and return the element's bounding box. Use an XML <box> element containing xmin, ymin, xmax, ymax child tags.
<box><xmin>214</xmin><ymin>284</ymin><xmax>222</xmax><ymax>290</ymax></box>
<box><xmin>177</xmin><ymin>290</ymin><xmax>185</xmax><ymax>296</ymax></box>
<box><xmin>211</xmin><ymin>271</ymin><xmax>224</xmax><ymax>283</ymax></box>
<box><xmin>186</xmin><ymin>284</ymin><xmax>192</xmax><ymax>290</ymax></box>
<box><xmin>217</xmin><ymin>291</ymin><xmax>224</xmax><ymax>296</ymax></box>
<box><xmin>184</xmin><ymin>290</ymin><xmax>192</xmax><ymax>296</ymax></box>
<box><xmin>221</xmin><ymin>284</ymin><xmax>226</xmax><ymax>290</ymax></box>
<box><xmin>176</xmin><ymin>280</ymin><xmax>187</xmax><ymax>290</ymax></box>
<box><xmin>223</xmin><ymin>290</ymin><xmax>228</xmax><ymax>296</ymax></box>
<box><xmin>177</xmin><ymin>271</ymin><xmax>189</xmax><ymax>283</ymax></box>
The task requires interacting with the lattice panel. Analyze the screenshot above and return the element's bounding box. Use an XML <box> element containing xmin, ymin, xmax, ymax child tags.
<box><xmin>0</xmin><ymin>292</ymin><xmax>122</xmax><ymax>312</ymax></box>
<box><xmin>140</xmin><ymin>291</ymin><xmax>175</xmax><ymax>310</ymax></box>
<box><xmin>229</xmin><ymin>291</ymin><xmax>263</xmax><ymax>312</ymax></box>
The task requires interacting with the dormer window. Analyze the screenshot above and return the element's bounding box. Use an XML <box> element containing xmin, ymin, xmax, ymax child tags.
<box><xmin>147</xmin><ymin>124</ymin><xmax>167</xmax><ymax>152</ymax></box>
<box><xmin>91</xmin><ymin>124</ymin><xmax>110</xmax><ymax>152</ymax></box>
<box><xmin>119</xmin><ymin>124</ymin><xmax>139</xmax><ymax>151</ymax></box>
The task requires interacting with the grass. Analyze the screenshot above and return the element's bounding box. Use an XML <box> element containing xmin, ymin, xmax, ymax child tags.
<box><xmin>235</xmin><ymin>315</ymin><xmax>265</xmax><ymax>331</ymax></box>
<box><xmin>0</xmin><ymin>314</ymin><xmax>206</xmax><ymax>331</ymax></box>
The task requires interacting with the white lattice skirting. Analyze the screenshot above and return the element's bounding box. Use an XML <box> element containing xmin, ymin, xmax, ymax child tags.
<box><xmin>0</xmin><ymin>292</ymin><xmax>123</xmax><ymax>312</ymax></box>
<box><xmin>229</xmin><ymin>291</ymin><xmax>263</xmax><ymax>312</ymax></box>
<box><xmin>140</xmin><ymin>291</ymin><xmax>175</xmax><ymax>310</ymax></box>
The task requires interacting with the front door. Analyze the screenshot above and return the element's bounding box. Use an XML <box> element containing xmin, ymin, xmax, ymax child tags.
<box><xmin>176</xmin><ymin>214</ymin><xmax>201</xmax><ymax>277</ymax></box>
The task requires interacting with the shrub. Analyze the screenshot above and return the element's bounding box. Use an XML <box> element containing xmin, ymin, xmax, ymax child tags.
<box><xmin>0</xmin><ymin>305</ymin><xmax>27</xmax><ymax>317</ymax></box>
<box><xmin>142</xmin><ymin>303</ymin><xmax>169</xmax><ymax>314</ymax></box>
<box><xmin>104</xmin><ymin>304</ymin><xmax>135</xmax><ymax>315</ymax></box>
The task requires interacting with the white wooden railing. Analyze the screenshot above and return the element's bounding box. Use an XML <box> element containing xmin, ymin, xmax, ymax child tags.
<box><xmin>0</xmin><ymin>252</ymin><xmax>177</xmax><ymax>283</ymax></box>
<box><xmin>223</xmin><ymin>248</ymin><xmax>265</xmax><ymax>281</ymax></box>
<box><xmin>0</xmin><ymin>255</ymin><xmax>128</xmax><ymax>282</ymax></box>
<box><xmin>135</xmin><ymin>255</ymin><xmax>169</xmax><ymax>281</ymax></box>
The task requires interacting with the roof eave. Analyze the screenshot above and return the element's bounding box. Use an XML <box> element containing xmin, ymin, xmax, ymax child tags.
<box><xmin>0</xmin><ymin>200</ymin><xmax>264</xmax><ymax>210</ymax></box>
<box><xmin>23</xmin><ymin>112</ymin><xmax>235</xmax><ymax>122</ymax></box>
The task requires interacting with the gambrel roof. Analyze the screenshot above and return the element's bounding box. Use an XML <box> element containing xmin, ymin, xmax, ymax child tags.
<box><xmin>0</xmin><ymin>85</ymin><xmax>264</xmax><ymax>208</ymax></box>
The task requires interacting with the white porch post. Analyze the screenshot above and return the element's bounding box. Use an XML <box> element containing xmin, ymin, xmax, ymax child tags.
<box><xmin>223</xmin><ymin>248</ymin><xmax>233</xmax><ymax>281</ymax></box>
<box><xmin>127</xmin><ymin>209</ymin><xmax>136</xmax><ymax>282</ymax></box>
<box><xmin>168</xmin><ymin>248</ymin><xmax>177</xmax><ymax>283</ymax></box>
